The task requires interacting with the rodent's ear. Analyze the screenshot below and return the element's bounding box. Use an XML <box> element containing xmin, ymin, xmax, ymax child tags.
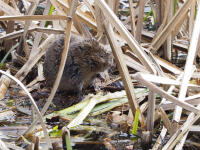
<box><xmin>90</xmin><ymin>38</ymin><xmax>99</xmax><ymax>46</ymax></box>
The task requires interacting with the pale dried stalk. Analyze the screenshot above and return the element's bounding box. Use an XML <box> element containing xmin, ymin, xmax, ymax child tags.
<box><xmin>94</xmin><ymin>3</ymin><xmax>106</xmax><ymax>41</ymax></box>
<box><xmin>10</xmin><ymin>0</ymin><xmax>20</xmax><ymax>12</ymax></box>
<box><xmin>164</xmin><ymin>0</ymin><xmax>173</xmax><ymax>61</ymax></box>
<box><xmin>173</xmin><ymin>8</ymin><xmax>200</xmax><ymax>148</ymax></box>
<box><xmin>43</xmin><ymin>0</ymin><xmax>78</xmax><ymax>117</ymax></box>
<box><xmin>0</xmin><ymin>27</ymin><xmax>64</xmax><ymax>41</ymax></box>
<box><xmin>189</xmin><ymin>125</ymin><xmax>200</xmax><ymax>132</ymax></box>
<box><xmin>95</xmin><ymin>0</ymin><xmax>157</xmax><ymax>74</ymax></box>
<box><xmin>0</xmin><ymin>70</ymin><xmax>11</xmax><ymax>100</ymax></box>
<box><xmin>173</xmin><ymin>4</ymin><xmax>200</xmax><ymax>122</ymax></box>
<box><xmin>83</xmin><ymin>0</ymin><xmax>95</xmax><ymax>17</ymax></box>
<box><xmin>158</xmin><ymin>107</ymin><xmax>171</xmax><ymax>131</ymax></box>
<box><xmin>125</xmin><ymin>50</ymin><xmax>182</xmax><ymax>75</ymax></box>
<box><xmin>152</xmin><ymin>127</ymin><xmax>167</xmax><ymax>150</ymax></box>
<box><xmin>174</xmin><ymin>132</ymin><xmax>188</xmax><ymax>150</ymax></box>
<box><xmin>147</xmin><ymin>90</ymin><xmax>155</xmax><ymax>139</ymax></box>
<box><xmin>67</xmin><ymin>93</ymin><xmax>101</xmax><ymax>128</ymax></box>
<box><xmin>0</xmin><ymin>0</ymin><xmax>21</xmax><ymax>15</ymax></box>
<box><xmin>152</xmin><ymin>0</ymin><xmax>170</xmax><ymax>43</ymax></box>
<box><xmin>0</xmin><ymin>28</ymin><xmax>34</xmax><ymax>41</ymax></box>
<box><xmin>34</xmin><ymin>27</ymin><xmax>65</xmax><ymax>34</ymax></box>
<box><xmin>2</xmin><ymin>142</ymin><xmax>24</xmax><ymax>150</ymax></box>
<box><xmin>150</xmin><ymin>0</ymin><xmax>195</xmax><ymax>53</ymax></box>
<box><xmin>189</xmin><ymin>1</ymin><xmax>195</xmax><ymax>38</ymax></box>
<box><xmin>104</xmin><ymin>2</ymin><xmax>144</xmax><ymax>125</ymax></box>
<box><xmin>30</xmin><ymin>0</ymin><xmax>52</xmax><ymax>58</ymax></box>
<box><xmin>105</xmin><ymin>22</ymin><xmax>145</xmax><ymax>126</ymax></box>
<box><xmin>172</xmin><ymin>12</ymin><xmax>188</xmax><ymax>38</ymax></box>
<box><xmin>23</xmin><ymin>0</ymin><xmax>79</xmax><ymax>135</ymax></box>
<box><xmin>132</xmin><ymin>73</ymin><xmax>199</xmax><ymax>88</ymax></box>
<box><xmin>154</xmin><ymin>55</ymin><xmax>182</xmax><ymax>75</ymax></box>
<box><xmin>114</xmin><ymin>0</ymin><xmax>120</xmax><ymax>14</ymax></box>
<box><xmin>0</xmin><ymin>15</ymin><xmax>68</xmax><ymax>21</ymax></box>
<box><xmin>26</xmin><ymin>63</ymin><xmax>44</xmax><ymax>88</ymax></box>
<box><xmin>135</xmin><ymin>0</ymin><xmax>145</xmax><ymax>43</ymax></box>
<box><xmin>0</xmin><ymin>0</ymin><xmax>24</xmax><ymax>26</ymax></box>
<box><xmin>134</xmin><ymin>72</ymin><xmax>200</xmax><ymax>114</ymax></box>
<box><xmin>52</xmin><ymin>0</ymin><xmax>85</xmax><ymax>34</ymax></box>
<box><xmin>149</xmin><ymin>2</ymin><xmax>171</xmax><ymax>132</ymax></box>
<box><xmin>174</xmin><ymin>66</ymin><xmax>196</xmax><ymax>117</ymax></box>
<box><xmin>21</xmin><ymin>0</ymin><xmax>30</xmax><ymax>11</ymax></box>
<box><xmin>162</xmin><ymin>111</ymin><xmax>200</xmax><ymax>150</ymax></box>
<box><xmin>154</xmin><ymin>0</ymin><xmax>161</xmax><ymax>29</ymax></box>
<box><xmin>0</xmin><ymin>70</ymin><xmax>51</xmax><ymax>148</ymax></box>
<box><xmin>15</xmin><ymin>34</ymin><xmax>56</xmax><ymax>81</ymax></box>
<box><xmin>152</xmin><ymin>74</ymin><xmax>183</xmax><ymax>150</ymax></box>
<box><xmin>0</xmin><ymin>139</ymin><xmax>9</xmax><ymax>150</ymax></box>
<box><xmin>22</xmin><ymin>0</ymin><xmax>40</xmax><ymax>58</ymax></box>
<box><xmin>128</xmin><ymin>0</ymin><xmax>136</xmax><ymax>36</ymax></box>
<box><xmin>124</xmin><ymin>54</ymin><xmax>149</xmax><ymax>73</ymax></box>
<box><xmin>160</xmin><ymin>98</ymin><xmax>200</xmax><ymax>110</ymax></box>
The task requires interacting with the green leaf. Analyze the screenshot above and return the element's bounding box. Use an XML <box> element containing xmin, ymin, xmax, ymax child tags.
<box><xmin>0</xmin><ymin>63</ymin><xmax>5</xmax><ymax>69</ymax></box>
<box><xmin>66</xmin><ymin>130</ymin><xmax>72</xmax><ymax>150</ymax></box>
<box><xmin>49</xmin><ymin>126</ymin><xmax>62</xmax><ymax>137</ymax></box>
<box><xmin>45</xmin><ymin>5</ymin><xmax>55</xmax><ymax>27</ymax></box>
<box><xmin>49</xmin><ymin>5</ymin><xmax>55</xmax><ymax>15</ymax></box>
<box><xmin>53</xmin><ymin>125</ymin><xmax>58</xmax><ymax>130</ymax></box>
<box><xmin>7</xmin><ymin>99</ymin><xmax>14</xmax><ymax>107</ymax></box>
<box><xmin>174</xmin><ymin>0</ymin><xmax>178</xmax><ymax>14</ymax></box>
<box><xmin>0</xmin><ymin>43</ymin><xmax>19</xmax><ymax>67</ymax></box>
<box><xmin>131</xmin><ymin>108</ymin><xmax>140</xmax><ymax>135</ymax></box>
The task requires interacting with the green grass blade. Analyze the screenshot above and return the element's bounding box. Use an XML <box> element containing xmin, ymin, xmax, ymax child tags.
<box><xmin>143</xmin><ymin>9</ymin><xmax>152</xmax><ymax>22</ymax></box>
<box><xmin>174</xmin><ymin>0</ymin><xmax>178</xmax><ymax>14</ymax></box>
<box><xmin>45</xmin><ymin>5</ymin><xmax>55</xmax><ymax>27</ymax></box>
<box><xmin>66</xmin><ymin>130</ymin><xmax>72</xmax><ymax>150</ymax></box>
<box><xmin>131</xmin><ymin>108</ymin><xmax>140</xmax><ymax>135</ymax></box>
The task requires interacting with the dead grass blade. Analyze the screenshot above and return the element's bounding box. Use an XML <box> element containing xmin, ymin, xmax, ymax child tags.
<box><xmin>0</xmin><ymin>70</ymin><xmax>51</xmax><ymax>149</ymax></box>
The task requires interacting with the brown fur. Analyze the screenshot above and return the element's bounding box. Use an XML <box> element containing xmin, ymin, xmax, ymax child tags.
<box><xmin>43</xmin><ymin>34</ymin><xmax>112</xmax><ymax>96</ymax></box>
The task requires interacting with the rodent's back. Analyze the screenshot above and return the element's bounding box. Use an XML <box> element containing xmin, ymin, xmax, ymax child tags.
<box><xmin>43</xmin><ymin>34</ymin><xmax>112</xmax><ymax>94</ymax></box>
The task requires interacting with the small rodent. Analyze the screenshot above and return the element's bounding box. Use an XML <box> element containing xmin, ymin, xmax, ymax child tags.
<box><xmin>43</xmin><ymin>34</ymin><xmax>113</xmax><ymax>97</ymax></box>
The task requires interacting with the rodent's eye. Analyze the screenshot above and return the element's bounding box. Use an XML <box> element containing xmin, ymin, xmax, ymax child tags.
<box><xmin>99</xmin><ymin>53</ymin><xmax>104</xmax><ymax>58</ymax></box>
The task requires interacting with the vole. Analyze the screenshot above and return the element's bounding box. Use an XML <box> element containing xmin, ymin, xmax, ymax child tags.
<box><xmin>43</xmin><ymin>34</ymin><xmax>113</xmax><ymax>98</ymax></box>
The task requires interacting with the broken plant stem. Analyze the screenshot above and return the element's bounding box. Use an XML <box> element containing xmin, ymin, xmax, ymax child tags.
<box><xmin>23</xmin><ymin>0</ymin><xmax>79</xmax><ymax>135</ymax></box>
<box><xmin>173</xmin><ymin>3</ymin><xmax>200</xmax><ymax>122</ymax></box>
<box><xmin>15</xmin><ymin>34</ymin><xmax>56</xmax><ymax>81</ymax></box>
<box><xmin>0</xmin><ymin>70</ymin><xmax>52</xmax><ymax>149</ymax></box>
<box><xmin>150</xmin><ymin>0</ymin><xmax>195</xmax><ymax>53</ymax></box>
<box><xmin>67</xmin><ymin>93</ymin><xmax>101</xmax><ymax>128</ymax></box>
<box><xmin>0</xmin><ymin>15</ymin><xmax>69</xmax><ymax>21</ymax></box>
<box><xmin>95</xmin><ymin>0</ymin><xmax>157</xmax><ymax>74</ymax></box>
<box><xmin>134</xmin><ymin>72</ymin><xmax>200</xmax><ymax>114</ymax></box>
<box><xmin>162</xmin><ymin>111</ymin><xmax>200</xmax><ymax>150</ymax></box>
<box><xmin>104</xmin><ymin>22</ymin><xmax>145</xmax><ymax>127</ymax></box>
<box><xmin>0</xmin><ymin>139</ymin><xmax>9</xmax><ymax>150</ymax></box>
<box><xmin>22</xmin><ymin>0</ymin><xmax>40</xmax><ymax>58</ymax></box>
<box><xmin>30</xmin><ymin>0</ymin><xmax>52</xmax><ymax>58</ymax></box>
<box><xmin>152</xmin><ymin>74</ymin><xmax>183</xmax><ymax>150</ymax></box>
<box><xmin>135</xmin><ymin>0</ymin><xmax>145</xmax><ymax>43</ymax></box>
<box><xmin>128</xmin><ymin>0</ymin><xmax>136</xmax><ymax>37</ymax></box>
<box><xmin>0</xmin><ymin>70</ymin><xmax>11</xmax><ymax>100</ymax></box>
